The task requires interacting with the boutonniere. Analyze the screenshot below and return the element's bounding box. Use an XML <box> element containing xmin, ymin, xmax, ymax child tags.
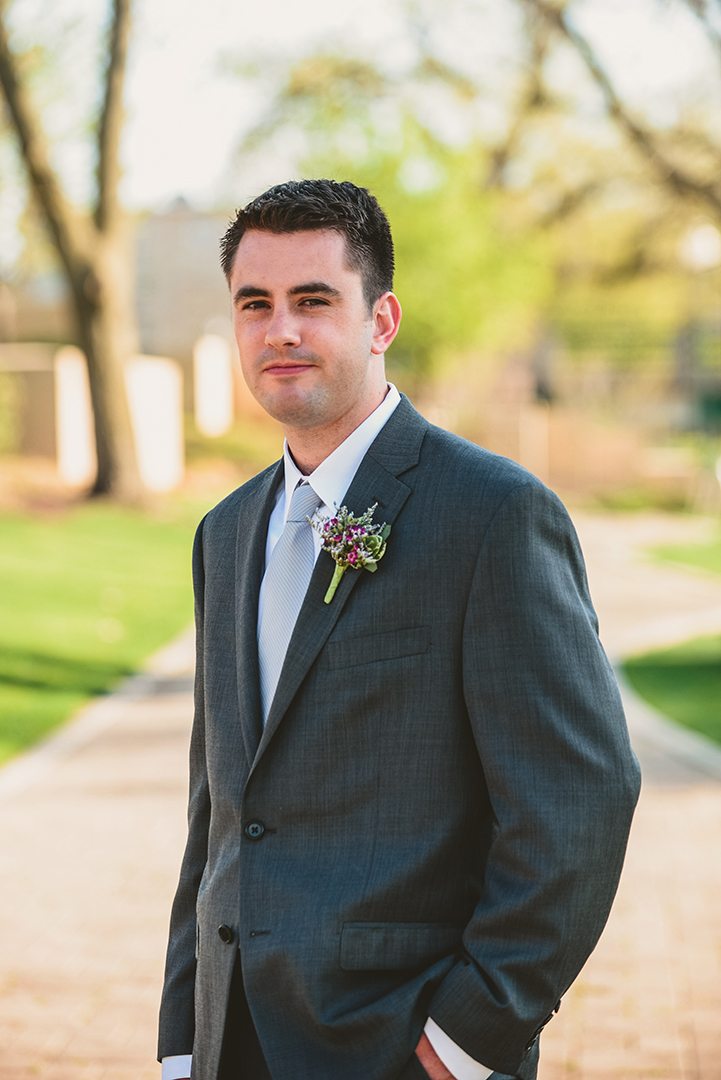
<box><xmin>310</xmin><ymin>503</ymin><xmax>391</xmax><ymax>604</ymax></box>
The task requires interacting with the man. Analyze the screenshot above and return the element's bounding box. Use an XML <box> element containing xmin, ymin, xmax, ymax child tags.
<box><xmin>158</xmin><ymin>179</ymin><xmax>640</xmax><ymax>1080</ymax></box>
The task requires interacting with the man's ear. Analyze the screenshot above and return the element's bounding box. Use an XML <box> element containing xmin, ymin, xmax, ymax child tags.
<box><xmin>370</xmin><ymin>292</ymin><xmax>402</xmax><ymax>355</ymax></box>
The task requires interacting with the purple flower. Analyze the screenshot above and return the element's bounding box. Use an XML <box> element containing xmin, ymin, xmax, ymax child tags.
<box><xmin>309</xmin><ymin>502</ymin><xmax>391</xmax><ymax>603</ymax></box>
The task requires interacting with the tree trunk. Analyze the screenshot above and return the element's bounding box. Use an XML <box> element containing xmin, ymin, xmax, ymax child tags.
<box><xmin>0</xmin><ymin>0</ymin><xmax>148</xmax><ymax>503</ymax></box>
<box><xmin>69</xmin><ymin>224</ymin><xmax>144</xmax><ymax>501</ymax></box>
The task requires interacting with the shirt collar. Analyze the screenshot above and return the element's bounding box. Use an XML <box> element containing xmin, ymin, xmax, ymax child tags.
<box><xmin>281</xmin><ymin>383</ymin><xmax>401</xmax><ymax>521</ymax></box>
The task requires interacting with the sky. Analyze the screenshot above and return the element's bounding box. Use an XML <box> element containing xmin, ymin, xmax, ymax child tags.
<box><xmin>0</xmin><ymin>0</ymin><xmax>717</xmax><ymax>270</ymax></box>
<box><xmin>121</xmin><ymin>0</ymin><xmax>517</xmax><ymax>208</ymax></box>
<box><xmin>123</xmin><ymin>0</ymin><xmax>406</xmax><ymax>208</ymax></box>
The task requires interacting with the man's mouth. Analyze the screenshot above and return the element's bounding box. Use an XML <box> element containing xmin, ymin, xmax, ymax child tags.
<box><xmin>263</xmin><ymin>361</ymin><xmax>316</xmax><ymax>377</ymax></box>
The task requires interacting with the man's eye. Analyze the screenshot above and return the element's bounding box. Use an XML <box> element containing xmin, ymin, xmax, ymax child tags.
<box><xmin>242</xmin><ymin>300</ymin><xmax>269</xmax><ymax>310</ymax></box>
<box><xmin>299</xmin><ymin>297</ymin><xmax>328</xmax><ymax>307</ymax></box>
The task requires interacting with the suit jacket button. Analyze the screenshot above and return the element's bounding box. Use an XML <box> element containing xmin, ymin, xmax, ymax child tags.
<box><xmin>218</xmin><ymin>925</ymin><xmax>234</xmax><ymax>945</ymax></box>
<box><xmin>245</xmin><ymin>821</ymin><xmax>265</xmax><ymax>840</ymax></box>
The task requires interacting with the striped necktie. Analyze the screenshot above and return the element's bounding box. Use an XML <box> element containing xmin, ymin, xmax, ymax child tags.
<box><xmin>257</xmin><ymin>483</ymin><xmax>322</xmax><ymax>724</ymax></box>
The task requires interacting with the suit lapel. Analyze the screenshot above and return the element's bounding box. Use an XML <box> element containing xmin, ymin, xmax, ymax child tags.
<box><xmin>249</xmin><ymin>398</ymin><xmax>428</xmax><ymax>774</ymax></box>
<box><xmin>234</xmin><ymin>460</ymin><xmax>284</xmax><ymax>767</ymax></box>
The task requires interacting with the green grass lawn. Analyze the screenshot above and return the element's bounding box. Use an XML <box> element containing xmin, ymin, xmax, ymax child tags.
<box><xmin>625</xmin><ymin>635</ymin><xmax>721</xmax><ymax>745</ymax></box>
<box><xmin>0</xmin><ymin>498</ymin><xmax>208</xmax><ymax>766</ymax></box>
<box><xmin>624</xmin><ymin>527</ymin><xmax>721</xmax><ymax>746</ymax></box>
<box><xmin>649</xmin><ymin>534</ymin><xmax>721</xmax><ymax>577</ymax></box>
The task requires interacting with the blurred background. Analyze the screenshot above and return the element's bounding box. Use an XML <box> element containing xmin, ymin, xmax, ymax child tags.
<box><xmin>1</xmin><ymin>0</ymin><xmax>720</xmax><ymax>1077</ymax></box>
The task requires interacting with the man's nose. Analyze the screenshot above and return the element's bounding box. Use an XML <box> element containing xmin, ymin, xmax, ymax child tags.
<box><xmin>265</xmin><ymin>307</ymin><xmax>301</xmax><ymax>350</ymax></box>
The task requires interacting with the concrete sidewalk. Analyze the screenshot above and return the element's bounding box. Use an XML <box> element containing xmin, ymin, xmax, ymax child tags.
<box><xmin>0</xmin><ymin>511</ymin><xmax>720</xmax><ymax>1079</ymax></box>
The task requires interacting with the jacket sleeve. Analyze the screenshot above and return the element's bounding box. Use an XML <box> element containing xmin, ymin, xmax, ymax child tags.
<box><xmin>157</xmin><ymin>516</ymin><xmax>211</xmax><ymax>1061</ymax></box>
<box><xmin>428</xmin><ymin>481</ymin><xmax>641</xmax><ymax>1076</ymax></box>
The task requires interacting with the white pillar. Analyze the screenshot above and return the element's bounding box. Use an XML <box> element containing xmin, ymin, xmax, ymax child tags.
<box><xmin>55</xmin><ymin>346</ymin><xmax>97</xmax><ymax>486</ymax></box>
<box><xmin>125</xmin><ymin>356</ymin><xmax>184</xmax><ymax>492</ymax></box>
<box><xmin>193</xmin><ymin>334</ymin><xmax>234</xmax><ymax>437</ymax></box>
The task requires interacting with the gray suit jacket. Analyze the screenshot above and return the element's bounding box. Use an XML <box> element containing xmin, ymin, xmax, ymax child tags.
<box><xmin>158</xmin><ymin>397</ymin><xmax>640</xmax><ymax>1080</ymax></box>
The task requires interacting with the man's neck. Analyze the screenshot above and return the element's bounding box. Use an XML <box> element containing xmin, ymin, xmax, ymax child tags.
<box><xmin>284</xmin><ymin>386</ymin><xmax>389</xmax><ymax>474</ymax></box>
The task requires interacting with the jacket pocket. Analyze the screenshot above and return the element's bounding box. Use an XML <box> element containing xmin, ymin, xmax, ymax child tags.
<box><xmin>324</xmin><ymin>626</ymin><xmax>431</xmax><ymax>671</ymax></box>
<box><xmin>339</xmin><ymin>921</ymin><xmax>463</xmax><ymax>971</ymax></box>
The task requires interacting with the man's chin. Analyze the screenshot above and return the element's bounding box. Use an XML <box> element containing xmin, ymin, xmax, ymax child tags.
<box><xmin>259</xmin><ymin>387</ymin><xmax>329</xmax><ymax>430</ymax></box>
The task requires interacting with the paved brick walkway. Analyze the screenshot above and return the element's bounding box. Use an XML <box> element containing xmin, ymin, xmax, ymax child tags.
<box><xmin>538</xmin><ymin>513</ymin><xmax>721</xmax><ymax>1080</ymax></box>
<box><xmin>0</xmin><ymin>666</ymin><xmax>194</xmax><ymax>1080</ymax></box>
<box><xmin>0</xmin><ymin>511</ymin><xmax>719</xmax><ymax>1079</ymax></box>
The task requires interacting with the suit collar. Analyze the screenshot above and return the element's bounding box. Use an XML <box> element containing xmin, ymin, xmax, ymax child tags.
<box><xmin>247</xmin><ymin>397</ymin><xmax>428</xmax><ymax>773</ymax></box>
<box><xmin>363</xmin><ymin>394</ymin><xmax>427</xmax><ymax>476</ymax></box>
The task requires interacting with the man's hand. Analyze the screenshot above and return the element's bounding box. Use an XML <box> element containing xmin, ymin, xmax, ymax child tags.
<box><xmin>415</xmin><ymin>1032</ymin><xmax>457</xmax><ymax>1079</ymax></box>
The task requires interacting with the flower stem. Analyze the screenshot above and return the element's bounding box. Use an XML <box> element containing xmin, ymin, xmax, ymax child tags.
<box><xmin>324</xmin><ymin>563</ymin><xmax>346</xmax><ymax>604</ymax></box>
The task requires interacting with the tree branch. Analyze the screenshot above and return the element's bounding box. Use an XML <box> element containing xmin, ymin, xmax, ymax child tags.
<box><xmin>538</xmin><ymin>180</ymin><xmax>604</xmax><ymax>227</ymax></box>
<box><xmin>525</xmin><ymin>0</ymin><xmax>721</xmax><ymax>217</ymax></box>
<box><xmin>485</xmin><ymin>6</ymin><xmax>554</xmax><ymax>187</ymax></box>
<box><xmin>95</xmin><ymin>0</ymin><xmax>132</xmax><ymax>232</ymax></box>
<box><xmin>0</xmin><ymin>8</ymin><xmax>91</xmax><ymax>277</ymax></box>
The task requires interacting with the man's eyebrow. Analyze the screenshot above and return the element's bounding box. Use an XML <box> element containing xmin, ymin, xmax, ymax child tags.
<box><xmin>233</xmin><ymin>282</ymin><xmax>342</xmax><ymax>305</ymax></box>
<box><xmin>233</xmin><ymin>285</ymin><xmax>270</xmax><ymax>304</ymax></box>
<box><xmin>289</xmin><ymin>282</ymin><xmax>341</xmax><ymax>299</ymax></box>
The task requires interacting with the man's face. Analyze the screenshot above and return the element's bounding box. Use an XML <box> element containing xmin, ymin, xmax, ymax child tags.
<box><xmin>229</xmin><ymin>228</ymin><xmax>388</xmax><ymax>433</ymax></box>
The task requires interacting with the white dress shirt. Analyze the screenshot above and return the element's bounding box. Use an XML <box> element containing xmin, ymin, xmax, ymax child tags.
<box><xmin>161</xmin><ymin>384</ymin><xmax>491</xmax><ymax>1080</ymax></box>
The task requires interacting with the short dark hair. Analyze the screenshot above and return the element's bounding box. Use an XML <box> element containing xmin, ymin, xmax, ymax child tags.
<box><xmin>220</xmin><ymin>179</ymin><xmax>394</xmax><ymax>309</ymax></box>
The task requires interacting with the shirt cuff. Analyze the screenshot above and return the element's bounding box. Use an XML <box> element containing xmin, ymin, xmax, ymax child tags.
<box><xmin>161</xmin><ymin>1055</ymin><xmax>192</xmax><ymax>1080</ymax></box>
<box><xmin>163</xmin><ymin>1027</ymin><xmax>489</xmax><ymax>1080</ymax></box>
<box><xmin>424</xmin><ymin>1018</ymin><xmax>493</xmax><ymax>1080</ymax></box>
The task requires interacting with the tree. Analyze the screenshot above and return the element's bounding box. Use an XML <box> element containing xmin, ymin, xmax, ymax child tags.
<box><xmin>0</xmin><ymin>0</ymin><xmax>144</xmax><ymax>500</ymax></box>
<box><xmin>225</xmin><ymin>5</ymin><xmax>719</xmax><ymax>401</ymax></box>
<box><xmin>522</xmin><ymin>0</ymin><xmax>721</xmax><ymax>221</ymax></box>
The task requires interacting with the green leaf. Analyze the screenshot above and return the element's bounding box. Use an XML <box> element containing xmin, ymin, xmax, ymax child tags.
<box><xmin>380</xmin><ymin>524</ymin><xmax>391</xmax><ymax>541</ymax></box>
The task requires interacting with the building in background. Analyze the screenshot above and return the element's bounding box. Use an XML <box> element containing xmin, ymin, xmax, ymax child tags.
<box><xmin>135</xmin><ymin>199</ymin><xmax>236</xmax><ymax>408</ymax></box>
<box><xmin>1</xmin><ymin>199</ymin><xmax>238</xmax><ymax>402</ymax></box>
